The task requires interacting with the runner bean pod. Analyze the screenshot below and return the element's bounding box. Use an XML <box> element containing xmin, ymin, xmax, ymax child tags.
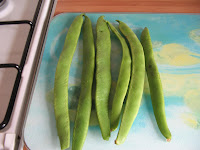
<box><xmin>115</xmin><ymin>20</ymin><xmax>145</xmax><ymax>145</ymax></box>
<box><xmin>140</xmin><ymin>27</ymin><xmax>172</xmax><ymax>141</ymax></box>
<box><xmin>95</xmin><ymin>16</ymin><xmax>111</xmax><ymax>140</ymax></box>
<box><xmin>106</xmin><ymin>21</ymin><xmax>131</xmax><ymax>131</ymax></box>
<box><xmin>54</xmin><ymin>14</ymin><xmax>84</xmax><ymax>150</ymax></box>
<box><xmin>72</xmin><ymin>15</ymin><xmax>95</xmax><ymax>150</ymax></box>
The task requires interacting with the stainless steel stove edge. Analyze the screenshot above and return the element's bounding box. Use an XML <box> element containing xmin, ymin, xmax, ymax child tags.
<box><xmin>0</xmin><ymin>0</ymin><xmax>58</xmax><ymax>149</ymax></box>
<box><xmin>18</xmin><ymin>0</ymin><xmax>58</xmax><ymax>149</ymax></box>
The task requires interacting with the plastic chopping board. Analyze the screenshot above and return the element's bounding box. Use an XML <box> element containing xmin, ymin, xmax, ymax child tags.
<box><xmin>24</xmin><ymin>13</ymin><xmax>200</xmax><ymax>150</ymax></box>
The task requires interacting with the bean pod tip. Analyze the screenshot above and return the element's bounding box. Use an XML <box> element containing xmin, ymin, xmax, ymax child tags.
<box><xmin>115</xmin><ymin>140</ymin><xmax>119</xmax><ymax>145</ymax></box>
<box><xmin>79</xmin><ymin>13</ymin><xmax>85</xmax><ymax>17</ymax></box>
<box><xmin>143</xmin><ymin>27</ymin><xmax>149</xmax><ymax>32</ymax></box>
<box><xmin>166</xmin><ymin>138</ymin><xmax>171</xmax><ymax>142</ymax></box>
<box><xmin>116</xmin><ymin>20</ymin><xmax>120</xmax><ymax>23</ymax></box>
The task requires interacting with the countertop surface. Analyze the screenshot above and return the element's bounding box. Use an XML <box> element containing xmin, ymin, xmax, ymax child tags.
<box><xmin>54</xmin><ymin>0</ymin><xmax>200</xmax><ymax>15</ymax></box>
<box><xmin>23</xmin><ymin>1</ymin><xmax>200</xmax><ymax>150</ymax></box>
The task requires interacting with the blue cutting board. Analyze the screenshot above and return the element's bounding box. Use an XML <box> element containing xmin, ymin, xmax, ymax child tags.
<box><xmin>24</xmin><ymin>13</ymin><xmax>200</xmax><ymax>150</ymax></box>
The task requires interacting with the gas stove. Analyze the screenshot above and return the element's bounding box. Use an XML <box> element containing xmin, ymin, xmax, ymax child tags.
<box><xmin>0</xmin><ymin>0</ymin><xmax>57</xmax><ymax>149</ymax></box>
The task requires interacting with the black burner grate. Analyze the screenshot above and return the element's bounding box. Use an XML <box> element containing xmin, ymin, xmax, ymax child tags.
<box><xmin>0</xmin><ymin>0</ymin><xmax>6</xmax><ymax>7</ymax></box>
<box><xmin>0</xmin><ymin>0</ymin><xmax>43</xmax><ymax>130</ymax></box>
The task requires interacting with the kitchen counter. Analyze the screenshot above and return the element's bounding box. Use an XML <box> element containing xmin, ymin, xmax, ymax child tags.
<box><xmin>23</xmin><ymin>1</ymin><xmax>200</xmax><ymax>150</ymax></box>
<box><xmin>55</xmin><ymin>0</ymin><xmax>200</xmax><ymax>15</ymax></box>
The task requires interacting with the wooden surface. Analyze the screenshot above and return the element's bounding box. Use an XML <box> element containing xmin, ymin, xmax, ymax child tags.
<box><xmin>54</xmin><ymin>0</ymin><xmax>200</xmax><ymax>15</ymax></box>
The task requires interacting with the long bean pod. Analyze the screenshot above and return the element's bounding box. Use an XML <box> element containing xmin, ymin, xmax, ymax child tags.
<box><xmin>107</xmin><ymin>21</ymin><xmax>131</xmax><ymax>131</ymax></box>
<box><xmin>72</xmin><ymin>15</ymin><xmax>95</xmax><ymax>150</ymax></box>
<box><xmin>95</xmin><ymin>16</ymin><xmax>111</xmax><ymax>140</ymax></box>
<box><xmin>140</xmin><ymin>27</ymin><xmax>171</xmax><ymax>141</ymax></box>
<box><xmin>54</xmin><ymin>14</ymin><xmax>84</xmax><ymax>150</ymax></box>
<box><xmin>115</xmin><ymin>20</ymin><xmax>145</xmax><ymax>145</ymax></box>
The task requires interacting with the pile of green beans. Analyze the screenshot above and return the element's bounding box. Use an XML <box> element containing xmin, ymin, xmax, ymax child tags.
<box><xmin>54</xmin><ymin>14</ymin><xmax>171</xmax><ymax>150</ymax></box>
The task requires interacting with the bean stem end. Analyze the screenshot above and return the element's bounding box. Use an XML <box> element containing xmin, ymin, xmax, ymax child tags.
<box><xmin>115</xmin><ymin>140</ymin><xmax>119</xmax><ymax>145</ymax></box>
<box><xmin>116</xmin><ymin>20</ymin><xmax>120</xmax><ymax>23</ymax></box>
<box><xmin>166</xmin><ymin>138</ymin><xmax>171</xmax><ymax>142</ymax></box>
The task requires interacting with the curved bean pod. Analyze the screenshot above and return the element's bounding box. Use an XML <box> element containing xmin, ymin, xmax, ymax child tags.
<box><xmin>140</xmin><ymin>27</ymin><xmax>171</xmax><ymax>141</ymax></box>
<box><xmin>54</xmin><ymin>14</ymin><xmax>84</xmax><ymax>150</ymax></box>
<box><xmin>107</xmin><ymin>21</ymin><xmax>131</xmax><ymax>131</ymax></box>
<box><xmin>115</xmin><ymin>20</ymin><xmax>145</xmax><ymax>145</ymax></box>
<box><xmin>95</xmin><ymin>16</ymin><xmax>111</xmax><ymax>140</ymax></box>
<box><xmin>72</xmin><ymin>15</ymin><xmax>95</xmax><ymax>150</ymax></box>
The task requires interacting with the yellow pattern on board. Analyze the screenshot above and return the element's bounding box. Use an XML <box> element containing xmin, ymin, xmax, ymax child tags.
<box><xmin>184</xmin><ymin>89</ymin><xmax>200</xmax><ymax>113</ymax></box>
<box><xmin>144</xmin><ymin>73</ymin><xmax>200</xmax><ymax>96</ymax></box>
<box><xmin>181</xmin><ymin>113</ymin><xmax>199</xmax><ymax>129</ymax></box>
<box><xmin>154</xmin><ymin>43</ymin><xmax>200</xmax><ymax>66</ymax></box>
<box><xmin>189</xmin><ymin>29</ymin><xmax>200</xmax><ymax>44</ymax></box>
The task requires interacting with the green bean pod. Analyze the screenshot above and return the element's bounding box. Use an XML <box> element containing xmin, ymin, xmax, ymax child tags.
<box><xmin>106</xmin><ymin>21</ymin><xmax>131</xmax><ymax>131</ymax></box>
<box><xmin>72</xmin><ymin>15</ymin><xmax>95</xmax><ymax>150</ymax></box>
<box><xmin>115</xmin><ymin>20</ymin><xmax>145</xmax><ymax>145</ymax></box>
<box><xmin>95</xmin><ymin>16</ymin><xmax>111</xmax><ymax>140</ymax></box>
<box><xmin>54</xmin><ymin>14</ymin><xmax>84</xmax><ymax>150</ymax></box>
<box><xmin>140</xmin><ymin>27</ymin><xmax>171</xmax><ymax>141</ymax></box>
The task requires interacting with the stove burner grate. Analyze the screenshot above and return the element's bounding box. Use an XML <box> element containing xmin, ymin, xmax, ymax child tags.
<box><xmin>0</xmin><ymin>0</ymin><xmax>43</xmax><ymax>130</ymax></box>
<box><xmin>0</xmin><ymin>0</ymin><xmax>6</xmax><ymax>7</ymax></box>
